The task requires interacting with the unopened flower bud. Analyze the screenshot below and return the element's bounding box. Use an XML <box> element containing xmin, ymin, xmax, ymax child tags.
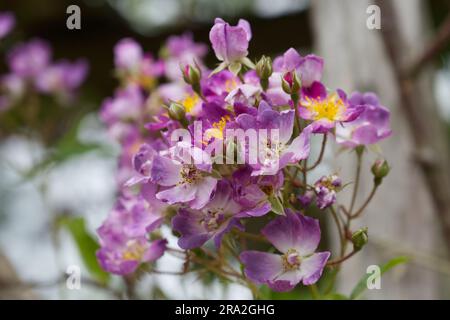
<box><xmin>256</xmin><ymin>55</ymin><xmax>273</xmax><ymax>80</ymax></box>
<box><xmin>168</xmin><ymin>102</ymin><xmax>186</xmax><ymax>121</ymax></box>
<box><xmin>351</xmin><ymin>227</ymin><xmax>368</xmax><ymax>251</ymax></box>
<box><xmin>182</xmin><ymin>64</ymin><xmax>201</xmax><ymax>86</ymax></box>
<box><xmin>281</xmin><ymin>71</ymin><xmax>301</xmax><ymax>95</ymax></box>
<box><xmin>371</xmin><ymin>159</ymin><xmax>390</xmax><ymax>186</ymax></box>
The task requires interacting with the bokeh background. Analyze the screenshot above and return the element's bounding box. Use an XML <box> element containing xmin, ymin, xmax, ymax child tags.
<box><xmin>0</xmin><ymin>0</ymin><xmax>449</xmax><ymax>299</ymax></box>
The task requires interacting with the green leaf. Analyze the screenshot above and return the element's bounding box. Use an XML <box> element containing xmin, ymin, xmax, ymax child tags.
<box><xmin>323</xmin><ymin>292</ymin><xmax>349</xmax><ymax>300</ymax></box>
<box><xmin>268</xmin><ymin>195</ymin><xmax>284</xmax><ymax>215</ymax></box>
<box><xmin>62</xmin><ymin>216</ymin><xmax>110</xmax><ymax>284</ymax></box>
<box><xmin>350</xmin><ymin>256</ymin><xmax>409</xmax><ymax>300</ymax></box>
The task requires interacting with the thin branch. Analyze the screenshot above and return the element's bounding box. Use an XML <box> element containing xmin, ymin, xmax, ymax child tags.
<box><xmin>326</xmin><ymin>250</ymin><xmax>357</xmax><ymax>267</ymax></box>
<box><xmin>376</xmin><ymin>0</ymin><xmax>450</xmax><ymax>252</ymax></box>
<box><xmin>349</xmin><ymin>151</ymin><xmax>363</xmax><ymax>215</ymax></box>
<box><xmin>404</xmin><ymin>12</ymin><xmax>450</xmax><ymax>79</ymax></box>
<box><xmin>350</xmin><ymin>185</ymin><xmax>378</xmax><ymax>219</ymax></box>
<box><xmin>232</xmin><ymin>230</ymin><xmax>268</xmax><ymax>243</ymax></box>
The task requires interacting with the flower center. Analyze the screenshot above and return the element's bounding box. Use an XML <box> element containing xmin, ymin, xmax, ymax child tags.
<box><xmin>122</xmin><ymin>240</ymin><xmax>146</xmax><ymax>261</ymax></box>
<box><xmin>180</xmin><ymin>164</ymin><xmax>201</xmax><ymax>184</ymax></box>
<box><xmin>304</xmin><ymin>93</ymin><xmax>344</xmax><ymax>121</ymax></box>
<box><xmin>181</xmin><ymin>93</ymin><xmax>199</xmax><ymax>114</ymax></box>
<box><xmin>200</xmin><ymin>208</ymin><xmax>225</xmax><ymax>232</ymax></box>
<box><xmin>282</xmin><ymin>249</ymin><xmax>301</xmax><ymax>271</ymax></box>
<box><xmin>225</xmin><ymin>79</ymin><xmax>238</xmax><ymax>92</ymax></box>
<box><xmin>205</xmin><ymin>115</ymin><xmax>230</xmax><ymax>141</ymax></box>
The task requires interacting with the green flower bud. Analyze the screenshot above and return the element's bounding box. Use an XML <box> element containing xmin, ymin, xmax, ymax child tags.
<box><xmin>256</xmin><ymin>55</ymin><xmax>273</xmax><ymax>80</ymax></box>
<box><xmin>281</xmin><ymin>71</ymin><xmax>301</xmax><ymax>95</ymax></box>
<box><xmin>371</xmin><ymin>159</ymin><xmax>390</xmax><ymax>186</ymax></box>
<box><xmin>351</xmin><ymin>227</ymin><xmax>368</xmax><ymax>251</ymax></box>
<box><xmin>168</xmin><ymin>102</ymin><xmax>186</xmax><ymax>121</ymax></box>
<box><xmin>182</xmin><ymin>64</ymin><xmax>201</xmax><ymax>86</ymax></box>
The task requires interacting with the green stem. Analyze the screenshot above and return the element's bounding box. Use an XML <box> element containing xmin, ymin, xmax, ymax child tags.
<box><xmin>349</xmin><ymin>150</ymin><xmax>363</xmax><ymax>215</ymax></box>
<box><xmin>330</xmin><ymin>206</ymin><xmax>345</xmax><ymax>253</ymax></box>
<box><xmin>309</xmin><ymin>284</ymin><xmax>320</xmax><ymax>299</ymax></box>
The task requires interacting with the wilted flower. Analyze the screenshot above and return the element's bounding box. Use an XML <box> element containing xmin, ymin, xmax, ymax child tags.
<box><xmin>314</xmin><ymin>175</ymin><xmax>342</xmax><ymax>209</ymax></box>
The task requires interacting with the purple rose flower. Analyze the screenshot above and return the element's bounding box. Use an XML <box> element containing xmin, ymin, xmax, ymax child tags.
<box><xmin>100</xmin><ymin>84</ymin><xmax>144</xmax><ymax>125</ymax></box>
<box><xmin>299</xmin><ymin>84</ymin><xmax>363</xmax><ymax>133</ymax></box>
<box><xmin>336</xmin><ymin>91</ymin><xmax>392</xmax><ymax>147</ymax></box>
<box><xmin>314</xmin><ymin>175</ymin><xmax>342</xmax><ymax>210</ymax></box>
<box><xmin>298</xmin><ymin>54</ymin><xmax>324</xmax><ymax>88</ymax></box>
<box><xmin>35</xmin><ymin>59</ymin><xmax>88</xmax><ymax>95</ymax></box>
<box><xmin>151</xmin><ymin>142</ymin><xmax>217</xmax><ymax>209</ymax></box>
<box><xmin>0</xmin><ymin>11</ymin><xmax>15</xmax><ymax>39</ymax></box>
<box><xmin>171</xmin><ymin>180</ymin><xmax>244</xmax><ymax>249</ymax></box>
<box><xmin>225</xmin><ymin>83</ymin><xmax>261</xmax><ymax>106</ymax></box>
<box><xmin>232</xmin><ymin>165</ymin><xmax>281</xmax><ymax>214</ymax></box>
<box><xmin>240</xmin><ymin>211</ymin><xmax>330</xmax><ymax>291</ymax></box>
<box><xmin>273</xmin><ymin>48</ymin><xmax>323</xmax><ymax>88</ymax></box>
<box><xmin>166</xmin><ymin>33</ymin><xmax>208</xmax><ymax>59</ymax></box>
<box><xmin>236</xmin><ymin>101</ymin><xmax>313</xmax><ymax>175</ymax></box>
<box><xmin>96</xmin><ymin>196</ymin><xmax>166</xmax><ymax>275</ymax></box>
<box><xmin>114</xmin><ymin>38</ymin><xmax>143</xmax><ymax>72</ymax></box>
<box><xmin>164</xmin><ymin>33</ymin><xmax>208</xmax><ymax>80</ymax></box>
<box><xmin>7</xmin><ymin>39</ymin><xmax>52</xmax><ymax>78</ymax></box>
<box><xmin>97</xmin><ymin>237</ymin><xmax>167</xmax><ymax>275</ymax></box>
<box><xmin>209</xmin><ymin>18</ymin><xmax>252</xmax><ymax>63</ymax></box>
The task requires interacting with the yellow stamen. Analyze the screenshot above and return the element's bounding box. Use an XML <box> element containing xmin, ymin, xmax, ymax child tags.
<box><xmin>225</xmin><ymin>79</ymin><xmax>238</xmax><ymax>92</ymax></box>
<box><xmin>137</xmin><ymin>74</ymin><xmax>156</xmax><ymax>90</ymax></box>
<box><xmin>122</xmin><ymin>240</ymin><xmax>146</xmax><ymax>261</ymax></box>
<box><xmin>303</xmin><ymin>93</ymin><xmax>345</xmax><ymax>121</ymax></box>
<box><xmin>181</xmin><ymin>93</ymin><xmax>199</xmax><ymax>114</ymax></box>
<box><xmin>205</xmin><ymin>115</ymin><xmax>231</xmax><ymax>141</ymax></box>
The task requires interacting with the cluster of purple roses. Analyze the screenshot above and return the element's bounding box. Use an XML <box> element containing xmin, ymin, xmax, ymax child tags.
<box><xmin>0</xmin><ymin>12</ymin><xmax>88</xmax><ymax>112</ymax></box>
<box><xmin>97</xmin><ymin>18</ymin><xmax>391</xmax><ymax>292</ymax></box>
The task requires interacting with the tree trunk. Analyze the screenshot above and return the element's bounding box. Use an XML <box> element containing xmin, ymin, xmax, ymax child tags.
<box><xmin>0</xmin><ymin>250</ymin><xmax>36</xmax><ymax>299</ymax></box>
<box><xmin>311</xmin><ymin>0</ymin><xmax>449</xmax><ymax>299</ymax></box>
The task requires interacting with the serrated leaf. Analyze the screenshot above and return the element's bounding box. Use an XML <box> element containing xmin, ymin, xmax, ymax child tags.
<box><xmin>350</xmin><ymin>256</ymin><xmax>409</xmax><ymax>300</ymax></box>
<box><xmin>62</xmin><ymin>216</ymin><xmax>110</xmax><ymax>284</ymax></box>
